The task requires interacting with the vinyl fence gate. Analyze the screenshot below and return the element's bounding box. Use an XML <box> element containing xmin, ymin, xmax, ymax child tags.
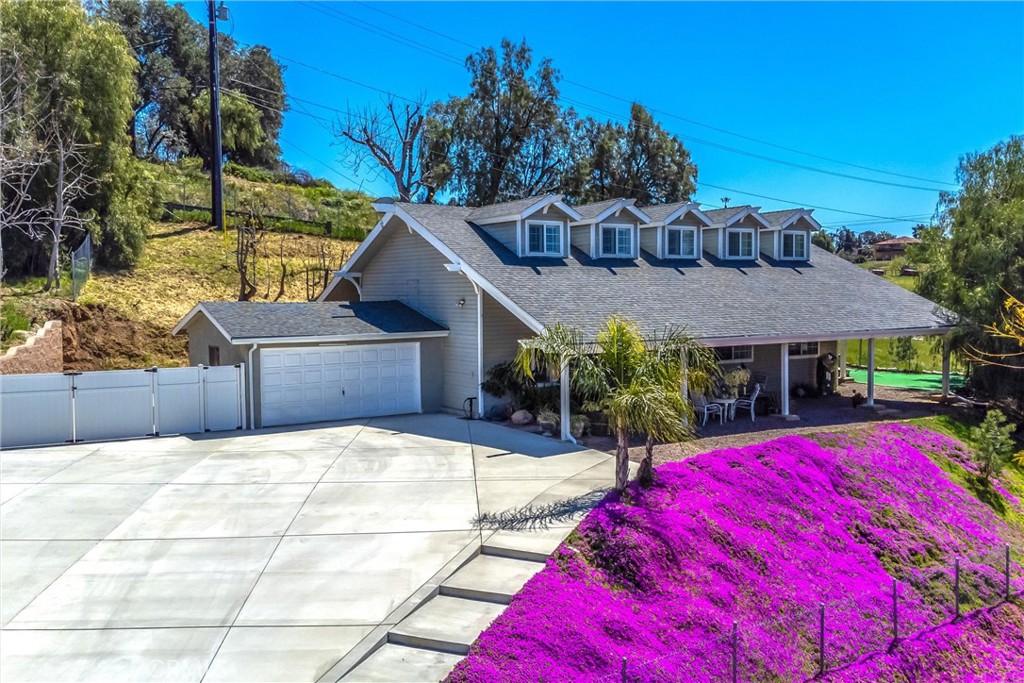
<box><xmin>0</xmin><ymin>364</ymin><xmax>246</xmax><ymax>449</ymax></box>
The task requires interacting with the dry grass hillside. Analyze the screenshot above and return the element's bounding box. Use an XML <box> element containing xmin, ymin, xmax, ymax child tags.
<box><xmin>2</xmin><ymin>222</ymin><xmax>359</xmax><ymax>370</ymax></box>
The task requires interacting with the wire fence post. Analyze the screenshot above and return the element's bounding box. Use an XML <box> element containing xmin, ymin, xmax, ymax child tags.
<box><xmin>954</xmin><ymin>557</ymin><xmax>961</xmax><ymax>620</ymax></box>
<box><xmin>621</xmin><ymin>656</ymin><xmax>627</xmax><ymax>683</ymax></box>
<box><xmin>891</xmin><ymin>578</ymin><xmax>899</xmax><ymax>644</ymax></box>
<box><xmin>818</xmin><ymin>603</ymin><xmax>825</xmax><ymax>677</ymax></box>
<box><xmin>731</xmin><ymin>621</ymin><xmax>738</xmax><ymax>683</ymax></box>
<box><xmin>1006</xmin><ymin>545</ymin><xmax>1011</xmax><ymax>602</ymax></box>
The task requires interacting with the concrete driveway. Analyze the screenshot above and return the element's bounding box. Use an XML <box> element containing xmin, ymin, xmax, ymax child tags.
<box><xmin>0</xmin><ymin>414</ymin><xmax>614</xmax><ymax>682</ymax></box>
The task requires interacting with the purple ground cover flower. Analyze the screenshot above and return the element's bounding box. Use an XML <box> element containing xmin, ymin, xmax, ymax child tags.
<box><xmin>447</xmin><ymin>425</ymin><xmax>1023</xmax><ymax>683</ymax></box>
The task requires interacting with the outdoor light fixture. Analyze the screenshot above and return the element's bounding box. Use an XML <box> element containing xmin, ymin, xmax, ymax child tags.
<box><xmin>457</xmin><ymin>297</ymin><xmax>466</xmax><ymax>308</ymax></box>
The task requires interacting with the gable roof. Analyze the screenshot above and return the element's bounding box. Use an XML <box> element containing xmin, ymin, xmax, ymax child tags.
<box><xmin>571</xmin><ymin>198</ymin><xmax>651</xmax><ymax>225</ymax></box>
<box><xmin>173</xmin><ymin>300</ymin><xmax>448</xmax><ymax>343</ymax></box>
<box><xmin>369</xmin><ymin>202</ymin><xmax>953</xmax><ymax>344</ymax></box>
<box><xmin>639</xmin><ymin>202</ymin><xmax>712</xmax><ymax>226</ymax></box>
<box><xmin>465</xmin><ymin>194</ymin><xmax>582</xmax><ymax>223</ymax></box>
<box><xmin>759</xmin><ymin>208</ymin><xmax>823</xmax><ymax>231</ymax></box>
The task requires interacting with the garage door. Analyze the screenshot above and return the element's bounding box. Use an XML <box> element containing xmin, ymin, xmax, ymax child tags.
<box><xmin>260</xmin><ymin>343</ymin><xmax>421</xmax><ymax>427</ymax></box>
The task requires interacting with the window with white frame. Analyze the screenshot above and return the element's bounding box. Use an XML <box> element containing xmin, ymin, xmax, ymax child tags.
<box><xmin>726</xmin><ymin>229</ymin><xmax>755</xmax><ymax>259</ymax></box>
<box><xmin>666</xmin><ymin>226</ymin><xmax>697</xmax><ymax>258</ymax></box>
<box><xmin>781</xmin><ymin>230</ymin><xmax>808</xmax><ymax>259</ymax></box>
<box><xmin>600</xmin><ymin>225</ymin><xmax>633</xmax><ymax>257</ymax></box>
<box><xmin>787</xmin><ymin>341</ymin><xmax>819</xmax><ymax>358</ymax></box>
<box><xmin>526</xmin><ymin>221</ymin><xmax>562</xmax><ymax>256</ymax></box>
<box><xmin>715</xmin><ymin>345</ymin><xmax>754</xmax><ymax>363</ymax></box>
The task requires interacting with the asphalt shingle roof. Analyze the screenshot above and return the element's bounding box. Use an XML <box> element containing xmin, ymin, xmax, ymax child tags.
<box><xmin>394</xmin><ymin>203</ymin><xmax>953</xmax><ymax>342</ymax></box>
<box><xmin>573</xmin><ymin>198</ymin><xmax>629</xmax><ymax>221</ymax></box>
<box><xmin>195</xmin><ymin>300</ymin><xmax>447</xmax><ymax>341</ymax></box>
<box><xmin>759</xmin><ymin>209</ymin><xmax>805</xmax><ymax>227</ymax></box>
<box><xmin>639</xmin><ymin>202</ymin><xmax>693</xmax><ymax>223</ymax></box>
<box><xmin>703</xmin><ymin>206</ymin><xmax>750</xmax><ymax>226</ymax></box>
<box><xmin>466</xmin><ymin>196</ymin><xmax>553</xmax><ymax>222</ymax></box>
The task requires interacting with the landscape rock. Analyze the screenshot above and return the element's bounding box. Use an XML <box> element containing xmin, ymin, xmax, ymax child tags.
<box><xmin>511</xmin><ymin>410</ymin><xmax>533</xmax><ymax>425</ymax></box>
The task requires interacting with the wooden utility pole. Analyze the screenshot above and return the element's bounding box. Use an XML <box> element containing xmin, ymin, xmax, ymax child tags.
<box><xmin>207</xmin><ymin>0</ymin><xmax>226</xmax><ymax>233</ymax></box>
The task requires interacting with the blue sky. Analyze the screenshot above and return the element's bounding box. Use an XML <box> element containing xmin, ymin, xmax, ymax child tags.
<box><xmin>185</xmin><ymin>1</ymin><xmax>1023</xmax><ymax>234</ymax></box>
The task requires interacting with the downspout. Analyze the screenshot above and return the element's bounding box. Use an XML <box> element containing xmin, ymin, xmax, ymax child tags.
<box><xmin>475</xmin><ymin>282</ymin><xmax>484</xmax><ymax>419</ymax></box>
<box><xmin>247</xmin><ymin>343</ymin><xmax>257</xmax><ymax>429</ymax></box>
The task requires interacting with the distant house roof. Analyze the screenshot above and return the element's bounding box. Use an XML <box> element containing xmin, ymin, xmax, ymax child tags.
<box><xmin>874</xmin><ymin>237</ymin><xmax>921</xmax><ymax>247</ymax></box>
<box><xmin>173</xmin><ymin>300</ymin><xmax>448</xmax><ymax>343</ymax></box>
<box><xmin>357</xmin><ymin>202</ymin><xmax>953</xmax><ymax>344</ymax></box>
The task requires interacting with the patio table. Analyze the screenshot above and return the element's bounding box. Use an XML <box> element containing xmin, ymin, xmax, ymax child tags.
<box><xmin>712</xmin><ymin>397</ymin><xmax>737</xmax><ymax>421</ymax></box>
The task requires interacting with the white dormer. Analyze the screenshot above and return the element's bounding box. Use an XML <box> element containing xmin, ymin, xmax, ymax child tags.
<box><xmin>701</xmin><ymin>206</ymin><xmax>772</xmax><ymax>260</ymax></box>
<box><xmin>569</xmin><ymin>198</ymin><xmax>652</xmax><ymax>260</ymax></box>
<box><xmin>759</xmin><ymin>209</ymin><xmax>821</xmax><ymax>261</ymax></box>
<box><xmin>467</xmin><ymin>195</ymin><xmax>582</xmax><ymax>258</ymax></box>
<box><xmin>639</xmin><ymin>203</ymin><xmax>713</xmax><ymax>259</ymax></box>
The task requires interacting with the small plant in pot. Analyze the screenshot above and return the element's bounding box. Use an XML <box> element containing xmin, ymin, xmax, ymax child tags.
<box><xmin>721</xmin><ymin>367</ymin><xmax>751</xmax><ymax>398</ymax></box>
<box><xmin>536</xmin><ymin>409</ymin><xmax>559</xmax><ymax>435</ymax></box>
<box><xmin>569</xmin><ymin>414</ymin><xmax>590</xmax><ymax>438</ymax></box>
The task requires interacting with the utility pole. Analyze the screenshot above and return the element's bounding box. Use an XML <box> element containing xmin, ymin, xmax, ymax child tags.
<box><xmin>207</xmin><ymin>1</ymin><xmax>227</xmax><ymax>233</ymax></box>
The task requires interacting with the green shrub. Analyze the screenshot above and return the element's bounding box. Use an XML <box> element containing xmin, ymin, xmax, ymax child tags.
<box><xmin>971</xmin><ymin>409</ymin><xmax>1016</xmax><ymax>482</ymax></box>
<box><xmin>94</xmin><ymin>157</ymin><xmax>159</xmax><ymax>269</ymax></box>
<box><xmin>0</xmin><ymin>300</ymin><xmax>32</xmax><ymax>347</ymax></box>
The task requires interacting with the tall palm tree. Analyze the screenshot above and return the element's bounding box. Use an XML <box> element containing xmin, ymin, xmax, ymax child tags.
<box><xmin>515</xmin><ymin>317</ymin><xmax>718</xmax><ymax>490</ymax></box>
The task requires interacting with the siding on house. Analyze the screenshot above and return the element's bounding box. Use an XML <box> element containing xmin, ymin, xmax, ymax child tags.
<box><xmin>760</xmin><ymin>230</ymin><xmax>779</xmax><ymax>259</ymax></box>
<box><xmin>716</xmin><ymin>341</ymin><xmax>838</xmax><ymax>396</ymax></box>
<box><xmin>481</xmin><ymin>292</ymin><xmax>535</xmax><ymax>414</ymax></box>
<box><xmin>360</xmin><ymin>223</ymin><xmax>480</xmax><ymax>413</ymax></box>
<box><xmin>184</xmin><ymin>316</ymin><xmax>245</xmax><ymax>367</ymax></box>
<box><xmin>639</xmin><ymin>227</ymin><xmax>658</xmax><ymax>256</ymax></box>
<box><xmin>702</xmin><ymin>228</ymin><xmax>723</xmax><ymax>258</ymax></box>
<box><xmin>570</xmin><ymin>225</ymin><xmax>592</xmax><ymax>256</ymax></box>
<box><xmin>481</xmin><ymin>220</ymin><xmax>518</xmax><ymax>253</ymax></box>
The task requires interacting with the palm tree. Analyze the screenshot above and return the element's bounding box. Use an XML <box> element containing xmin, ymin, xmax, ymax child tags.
<box><xmin>515</xmin><ymin>317</ymin><xmax>718</xmax><ymax>490</ymax></box>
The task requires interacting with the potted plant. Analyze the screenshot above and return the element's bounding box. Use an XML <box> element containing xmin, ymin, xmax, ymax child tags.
<box><xmin>536</xmin><ymin>409</ymin><xmax>559</xmax><ymax>435</ymax></box>
<box><xmin>721</xmin><ymin>367</ymin><xmax>751</xmax><ymax>398</ymax></box>
<box><xmin>569</xmin><ymin>414</ymin><xmax>590</xmax><ymax>438</ymax></box>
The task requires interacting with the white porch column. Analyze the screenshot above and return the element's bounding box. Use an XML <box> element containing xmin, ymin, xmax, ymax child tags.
<box><xmin>780</xmin><ymin>343</ymin><xmax>790</xmax><ymax>416</ymax></box>
<box><xmin>941</xmin><ymin>337</ymin><xmax>951</xmax><ymax>400</ymax></box>
<box><xmin>476</xmin><ymin>285</ymin><xmax>484</xmax><ymax>418</ymax></box>
<box><xmin>838</xmin><ymin>340</ymin><xmax>848</xmax><ymax>382</ymax></box>
<box><xmin>866</xmin><ymin>338</ymin><xmax>876</xmax><ymax>406</ymax></box>
<box><xmin>559</xmin><ymin>357</ymin><xmax>573</xmax><ymax>442</ymax></box>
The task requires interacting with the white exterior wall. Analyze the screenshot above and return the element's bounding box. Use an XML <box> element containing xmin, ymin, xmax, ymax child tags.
<box><xmin>481</xmin><ymin>292</ymin><xmax>535</xmax><ymax>414</ymax></box>
<box><xmin>361</xmin><ymin>225</ymin><xmax>480</xmax><ymax>413</ymax></box>
<box><xmin>483</xmin><ymin>220</ymin><xmax>518</xmax><ymax>253</ymax></box>
<box><xmin>702</xmin><ymin>228</ymin><xmax>722</xmax><ymax>258</ymax></box>
<box><xmin>639</xmin><ymin>227</ymin><xmax>659</xmax><ymax>257</ymax></box>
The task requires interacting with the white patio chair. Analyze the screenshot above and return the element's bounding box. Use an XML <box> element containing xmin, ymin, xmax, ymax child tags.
<box><xmin>690</xmin><ymin>392</ymin><xmax>723</xmax><ymax>426</ymax></box>
<box><xmin>733</xmin><ymin>383</ymin><xmax>761</xmax><ymax>422</ymax></box>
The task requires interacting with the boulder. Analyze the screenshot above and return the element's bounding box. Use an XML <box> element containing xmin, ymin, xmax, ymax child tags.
<box><xmin>511</xmin><ymin>409</ymin><xmax>534</xmax><ymax>425</ymax></box>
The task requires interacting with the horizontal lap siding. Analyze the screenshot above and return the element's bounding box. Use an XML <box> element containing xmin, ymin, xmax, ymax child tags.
<box><xmin>361</xmin><ymin>226</ymin><xmax>478</xmax><ymax>413</ymax></box>
<box><xmin>482</xmin><ymin>293</ymin><xmax>535</xmax><ymax>413</ymax></box>
<box><xmin>640</xmin><ymin>228</ymin><xmax>658</xmax><ymax>257</ymax></box>
<box><xmin>184</xmin><ymin>317</ymin><xmax>244</xmax><ymax>367</ymax></box>
<box><xmin>483</xmin><ymin>221</ymin><xmax>517</xmax><ymax>254</ymax></box>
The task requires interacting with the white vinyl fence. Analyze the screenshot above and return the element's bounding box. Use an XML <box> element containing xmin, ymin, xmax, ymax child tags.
<box><xmin>0</xmin><ymin>364</ymin><xmax>246</xmax><ymax>449</ymax></box>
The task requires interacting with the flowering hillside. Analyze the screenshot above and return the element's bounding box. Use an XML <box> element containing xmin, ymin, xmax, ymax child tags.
<box><xmin>448</xmin><ymin>424</ymin><xmax>1024</xmax><ymax>682</ymax></box>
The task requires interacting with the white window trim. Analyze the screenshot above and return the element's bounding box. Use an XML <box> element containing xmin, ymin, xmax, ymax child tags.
<box><xmin>525</xmin><ymin>220</ymin><xmax>564</xmax><ymax>256</ymax></box>
<box><xmin>780</xmin><ymin>230</ymin><xmax>809</xmax><ymax>260</ymax></box>
<box><xmin>717</xmin><ymin>345</ymin><xmax>754</xmax><ymax>364</ymax></box>
<box><xmin>725</xmin><ymin>228</ymin><xmax>756</xmax><ymax>259</ymax></box>
<box><xmin>598</xmin><ymin>223</ymin><xmax>634</xmax><ymax>258</ymax></box>
<box><xmin>665</xmin><ymin>226</ymin><xmax>698</xmax><ymax>259</ymax></box>
<box><xmin>787</xmin><ymin>341</ymin><xmax>820</xmax><ymax>359</ymax></box>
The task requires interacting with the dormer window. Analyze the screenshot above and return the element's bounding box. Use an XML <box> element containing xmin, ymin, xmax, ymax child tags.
<box><xmin>781</xmin><ymin>230</ymin><xmax>808</xmax><ymax>260</ymax></box>
<box><xmin>726</xmin><ymin>229</ymin><xmax>755</xmax><ymax>259</ymax></box>
<box><xmin>600</xmin><ymin>225</ymin><xmax>633</xmax><ymax>257</ymax></box>
<box><xmin>666</xmin><ymin>227</ymin><xmax>697</xmax><ymax>258</ymax></box>
<box><xmin>526</xmin><ymin>221</ymin><xmax>562</xmax><ymax>256</ymax></box>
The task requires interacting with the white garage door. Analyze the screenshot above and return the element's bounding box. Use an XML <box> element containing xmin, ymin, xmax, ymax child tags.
<box><xmin>260</xmin><ymin>342</ymin><xmax>421</xmax><ymax>427</ymax></box>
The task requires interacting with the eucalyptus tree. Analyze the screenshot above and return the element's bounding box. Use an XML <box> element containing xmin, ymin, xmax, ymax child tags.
<box><xmin>515</xmin><ymin>317</ymin><xmax>717</xmax><ymax>490</ymax></box>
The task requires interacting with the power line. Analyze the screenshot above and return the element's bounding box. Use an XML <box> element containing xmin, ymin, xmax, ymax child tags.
<box><xmin>342</xmin><ymin>0</ymin><xmax>956</xmax><ymax>188</ymax></box>
<box><xmin>225</xmin><ymin>75</ymin><xmax>925</xmax><ymax>225</ymax></box>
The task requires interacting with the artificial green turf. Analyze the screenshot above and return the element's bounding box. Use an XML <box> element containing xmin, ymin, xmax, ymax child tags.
<box><xmin>848</xmin><ymin>368</ymin><xmax>965</xmax><ymax>391</ymax></box>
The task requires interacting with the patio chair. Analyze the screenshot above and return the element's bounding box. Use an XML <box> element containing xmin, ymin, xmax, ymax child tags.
<box><xmin>734</xmin><ymin>383</ymin><xmax>761</xmax><ymax>422</ymax></box>
<box><xmin>690</xmin><ymin>391</ymin><xmax>724</xmax><ymax>426</ymax></box>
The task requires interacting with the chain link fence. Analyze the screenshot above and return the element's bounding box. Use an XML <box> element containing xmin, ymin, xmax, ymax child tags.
<box><xmin>70</xmin><ymin>234</ymin><xmax>92</xmax><ymax>302</ymax></box>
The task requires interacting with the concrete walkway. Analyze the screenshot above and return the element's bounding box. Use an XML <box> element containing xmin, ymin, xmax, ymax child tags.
<box><xmin>0</xmin><ymin>414</ymin><xmax>615</xmax><ymax>683</ymax></box>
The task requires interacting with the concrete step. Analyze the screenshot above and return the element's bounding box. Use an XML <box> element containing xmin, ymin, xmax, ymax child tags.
<box><xmin>482</xmin><ymin>526</ymin><xmax>574</xmax><ymax>562</ymax></box>
<box><xmin>341</xmin><ymin>643</ymin><xmax>463</xmax><ymax>683</ymax></box>
<box><xmin>389</xmin><ymin>595</ymin><xmax>506</xmax><ymax>655</ymax></box>
<box><xmin>440</xmin><ymin>554</ymin><xmax>543</xmax><ymax>604</ymax></box>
